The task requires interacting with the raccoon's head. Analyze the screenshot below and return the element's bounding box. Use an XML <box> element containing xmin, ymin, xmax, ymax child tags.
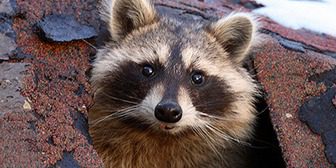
<box><xmin>90</xmin><ymin>0</ymin><xmax>259</xmax><ymax>142</ymax></box>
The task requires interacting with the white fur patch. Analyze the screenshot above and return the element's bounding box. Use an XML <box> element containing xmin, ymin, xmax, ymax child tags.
<box><xmin>181</xmin><ymin>48</ymin><xmax>196</xmax><ymax>69</ymax></box>
<box><xmin>139</xmin><ymin>84</ymin><xmax>164</xmax><ymax>122</ymax></box>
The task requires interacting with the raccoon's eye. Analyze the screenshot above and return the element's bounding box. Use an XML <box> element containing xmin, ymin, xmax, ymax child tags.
<box><xmin>142</xmin><ymin>65</ymin><xmax>155</xmax><ymax>77</ymax></box>
<box><xmin>191</xmin><ymin>72</ymin><xmax>205</xmax><ymax>86</ymax></box>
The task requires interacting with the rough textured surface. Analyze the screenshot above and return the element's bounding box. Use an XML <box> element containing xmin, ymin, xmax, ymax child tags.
<box><xmin>299</xmin><ymin>88</ymin><xmax>336</xmax><ymax>164</ymax></box>
<box><xmin>0</xmin><ymin>63</ymin><xmax>29</xmax><ymax>114</ymax></box>
<box><xmin>0</xmin><ymin>63</ymin><xmax>41</xmax><ymax>167</ymax></box>
<box><xmin>0</xmin><ymin>16</ymin><xmax>15</xmax><ymax>38</ymax></box>
<box><xmin>324</xmin><ymin>129</ymin><xmax>336</xmax><ymax>165</ymax></box>
<box><xmin>0</xmin><ymin>0</ymin><xmax>103</xmax><ymax>167</ymax></box>
<box><xmin>254</xmin><ymin>35</ymin><xmax>336</xmax><ymax>167</ymax></box>
<box><xmin>37</xmin><ymin>14</ymin><xmax>97</xmax><ymax>42</ymax></box>
<box><xmin>309</xmin><ymin>68</ymin><xmax>336</xmax><ymax>88</ymax></box>
<box><xmin>1</xmin><ymin>0</ymin><xmax>336</xmax><ymax>167</ymax></box>
<box><xmin>55</xmin><ymin>152</ymin><xmax>81</xmax><ymax>168</ymax></box>
<box><xmin>0</xmin><ymin>33</ymin><xmax>16</xmax><ymax>60</ymax></box>
<box><xmin>0</xmin><ymin>0</ymin><xmax>16</xmax><ymax>61</ymax></box>
<box><xmin>13</xmin><ymin>0</ymin><xmax>102</xmax><ymax>165</ymax></box>
<box><xmin>0</xmin><ymin>0</ymin><xmax>16</xmax><ymax>15</ymax></box>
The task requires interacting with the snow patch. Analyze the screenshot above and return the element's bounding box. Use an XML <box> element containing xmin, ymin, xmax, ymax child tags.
<box><xmin>253</xmin><ymin>0</ymin><xmax>336</xmax><ymax>37</ymax></box>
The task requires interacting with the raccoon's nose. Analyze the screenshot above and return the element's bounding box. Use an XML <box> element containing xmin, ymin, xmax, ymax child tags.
<box><xmin>154</xmin><ymin>102</ymin><xmax>182</xmax><ymax>123</ymax></box>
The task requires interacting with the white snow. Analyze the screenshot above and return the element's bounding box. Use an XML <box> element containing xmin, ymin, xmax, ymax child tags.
<box><xmin>253</xmin><ymin>0</ymin><xmax>336</xmax><ymax>37</ymax></box>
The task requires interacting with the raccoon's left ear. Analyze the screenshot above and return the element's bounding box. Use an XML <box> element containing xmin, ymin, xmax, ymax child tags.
<box><xmin>206</xmin><ymin>13</ymin><xmax>259</xmax><ymax>64</ymax></box>
<box><xmin>100</xmin><ymin>0</ymin><xmax>158</xmax><ymax>42</ymax></box>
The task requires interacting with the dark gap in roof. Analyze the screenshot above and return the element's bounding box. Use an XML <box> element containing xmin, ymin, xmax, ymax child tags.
<box><xmin>249</xmin><ymin>96</ymin><xmax>286</xmax><ymax>168</ymax></box>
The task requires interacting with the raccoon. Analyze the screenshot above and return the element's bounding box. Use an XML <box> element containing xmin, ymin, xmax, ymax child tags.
<box><xmin>89</xmin><ymin>0</ymin><xmax>260</xmax><ymax>167</ymax></box>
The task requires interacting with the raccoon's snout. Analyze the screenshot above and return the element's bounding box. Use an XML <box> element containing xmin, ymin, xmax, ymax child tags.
<box><xmin>154</xmin><ymin>101</ymin><xmax>182</xmax><ymax>123</ymax></box>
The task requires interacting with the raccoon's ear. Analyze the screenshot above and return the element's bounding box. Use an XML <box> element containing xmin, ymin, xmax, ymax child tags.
<box><xmin>100</xmin><ymin>0</ymin><xmax>158</xmax><ymax>42</ymax></box>
<box><xmin>207</xmin><ymin>13</ymin><xmax>259</xmax><ymax>64</ymax></box>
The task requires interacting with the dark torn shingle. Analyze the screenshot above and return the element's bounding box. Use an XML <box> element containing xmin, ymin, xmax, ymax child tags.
<box><xmin>55</xmin><ymin>152</ymin><xmax>80</xmax><ymax>168</ymax></box>
<box><xmin>37</xmin><ymin>14</ymin><xmax>97</xmax><ymax>42</ymax></box>
<box><xmin>71</xmin><ymin>111</ymin><xmax>92</xmax><ymax>144</ymax></box>
<box><xmin>323</xmin><ymin>130</ymin><xmax>336</xmax><ymax>164</ymax></box>
<box><xmin>299</xmin><ymin>88</ymin><xmax>336</xmax><ymax>164</ymax></box>
<box><xmin>0</xmin><ymin>16</ymin><xmax>16</xmax><ymax>60</ymax></box>
<box><xmin>309</xmin><ymin>68</ymin><xmax>336</xmax><ymax>88</ymax></box>
<box><xmin>0</xmin><ymin>0</ymin><xmax>16</xmax><ymax>16</ymax></box>
<box><xmin>0</xmin><ymin>63</ymin><xmax>29</xmax><ymax>114</ymax></box>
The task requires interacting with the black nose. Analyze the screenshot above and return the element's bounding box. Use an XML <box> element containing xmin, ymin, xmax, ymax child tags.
<box><xmin>154</xmin><ymin>101</ymin><xmax>182</xmax><ymax>123</ymax></box>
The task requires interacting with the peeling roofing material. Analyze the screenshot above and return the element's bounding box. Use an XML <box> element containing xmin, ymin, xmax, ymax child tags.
<box><xmin>0</xmin><ymin>0</ymin><xmax>335</xmax><ymax>167</ymax></box>
<box><xmin>0</xmin><ymin>0</ymin><xmax>16</xmax><ymax>16</ymax></box>
<box><xmin>0</xmin><ymin>0</ymin><xmax>16</xmax><ymax>61</ymax></box>
<box><xmin>0</xmin><ymin>33</ymin><xmax>16</xmax><ymax>60</ymax></box>
<box><xmin>300</xmin><ymin>88</ymin><xmax>336</xmax><ymax>164</ymax></box>
<box><xmin>300</xmin><ymin>68</ymin><xmax>336</xmax><ymax>164</ymax></box>
<box><xmin>0</xmin><ymin>63</ymin><xmax>29</xmax><ymax>114</ymax></box>
<box><xmin>37</xmin><ymin>14</ymin><xmax>97</xmax><ymax>42</ymax></box>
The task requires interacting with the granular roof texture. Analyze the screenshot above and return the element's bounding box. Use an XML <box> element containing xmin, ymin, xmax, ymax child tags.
<box><xmin>255</xmin><ymin>35</ymin><xmax>336</xmax><ymax>167</ymax></box>
<box><xmin>1</xmin><ymin>0</ymin><xmax>103</xmax><ymax>167</ymax></box>
<box><xmin>1</xmin><ymin>0</ymin><xmax>336</xmax><ymax>167</ymax></box>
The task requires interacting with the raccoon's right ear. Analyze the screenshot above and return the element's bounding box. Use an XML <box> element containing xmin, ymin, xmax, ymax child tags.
<box><xmin>100</xmin><ymin>0</ymin><xmax>158</xmax><ymax>42</ymax></box>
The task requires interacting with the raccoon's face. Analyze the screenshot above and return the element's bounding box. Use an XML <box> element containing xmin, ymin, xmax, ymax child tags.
<box><xmin>90</xmin><ymin>0</ymin><xmax>259</xmax><ymax>141</ymax></box>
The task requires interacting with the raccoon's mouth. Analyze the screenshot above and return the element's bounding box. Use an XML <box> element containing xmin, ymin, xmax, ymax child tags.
<box><xmin>159</xmin><ymin>124</ymin><xmax>176</xmax><ymax>130</ymax></box>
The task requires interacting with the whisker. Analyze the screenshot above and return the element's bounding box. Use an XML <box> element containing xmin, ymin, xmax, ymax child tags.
<box><xmin>197</xmin><ymin>112</ymin><xmax>237</xmax><ymax>122</ymax></box>
<box><xmin>100</xmin><ymin>92</ymin><xmax>139</xmax><ymax>105</ymax></box>
<box><xmin>82</xmin><ymin>39</ymin><xmax>98</xmax><ymax>50</ymax></box>
<box><xmin>191</xmin><ymin>126</ymin><xmax>222</xmax><ymax>157</ymax></box>
<box><xmin>90</xmin><ymin>105</ymin><xmax>140</xmax><ymax>126</ymax></box>
<box><xmin>205</xmin><ymin>124</ymin><xmax>255</xmax><ymax>148</ymax></box>
<box><xmin>256</xmin><ymin>105</ymin><xmax>269</xmax><ymax>116</ymax></box>
<box><xmin>200</xmin><ymin>113</ymin><xmax>277</xmax><ymax>149</ymax></box>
